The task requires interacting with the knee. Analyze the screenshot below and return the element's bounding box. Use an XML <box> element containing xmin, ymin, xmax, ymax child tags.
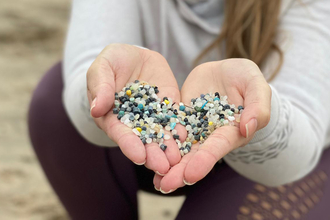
<box><xmin>28</xmin><ymin>62</ymin><xmax>63</xmax><ymax>146</ymax></box>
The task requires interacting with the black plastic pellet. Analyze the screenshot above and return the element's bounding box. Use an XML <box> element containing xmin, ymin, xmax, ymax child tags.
<box><xmin>173</xmin><ymin>134</ymin><xmax>180</xmax><ymax>140</ymax></box>
<box><xmin>142</xmin><ymin>126</ymin><xmax>147</xmax><ymax>131</ymax></box>
<box><xmin>160</xmin><ymin>144</ymin><xmax>167</xmax><ymax>151</ymax></box>
<box><xmin>194</xmin><ymin>135</ymin><xmax>200</xmax><ymax>141</ymax></box>
<box><xmin>113</xmin><ymin>108</ymin><xmax>119</xmax><ymax>114</ymax></box>
<box><xmin>238</xmin><ymin>105</ymin><xmax>244</xmax><ymax>111</ymax></box>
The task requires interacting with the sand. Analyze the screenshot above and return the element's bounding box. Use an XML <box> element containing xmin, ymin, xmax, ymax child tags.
<box><xmin>0</xmin><ymin>0</ymin><xmax>184</xmax><ymax>219</ymax></box>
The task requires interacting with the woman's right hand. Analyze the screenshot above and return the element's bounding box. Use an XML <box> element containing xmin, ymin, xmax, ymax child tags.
<box><xmin>87</xmin><ymin>44</ymin><xmax>183</xmax><ymax>175</ymax></box>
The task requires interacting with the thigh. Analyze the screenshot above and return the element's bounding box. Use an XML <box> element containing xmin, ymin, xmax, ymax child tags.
<box><xmin>28</xmin><ymin>62</ymin><xmax>139</xmax><ymax>220</ymax></box>
<box><xmin>178</xmin><ymin>150</ymin><xmax>330</xmax><ymax>220</ymax></box>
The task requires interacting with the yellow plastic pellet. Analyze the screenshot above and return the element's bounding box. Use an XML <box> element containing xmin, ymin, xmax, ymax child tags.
<box><xmin>192</xmin><ymin>140</ymin><xmax>198</xmax><ymax>144</ymax></box>
<box><xmin>164</xmin><ymin>100</ymin><xmax>170</xmax><ymax>105</ymax></box>
<box><xmin>126</xmin><ymin>90</ymin><xmax>132</xmax><ymax>96</ymax></box>
<box><xmin>209</xmin><ymin>121</ymin><xmax>213</xmax><ymax>126</ymax></box>
<box><xmin>136</xmin><ymin>127</ymin><xmax>142</xmax><ymax>133</ymax></box>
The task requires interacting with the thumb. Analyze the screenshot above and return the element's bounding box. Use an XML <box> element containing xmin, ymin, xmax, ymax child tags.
<box><xmin>239</xmin><ymin>80</ymin><xmax>272</xmax><ymax>139</ymax></box>
<box><xmin>87</xmin><ymin>55</ymin><xmax>116</xmax><ymax>118</ymax></box>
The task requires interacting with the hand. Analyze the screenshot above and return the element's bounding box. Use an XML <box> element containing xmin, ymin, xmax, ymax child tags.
<box><xmin>87</xmin><ymin>44</ymin><xmax>185</xmax><ymax>175</ymax></box>
<box><xmin>154</xmin><ymin>59</ymin><xmax>271</xmax><ymax>193</ymax></box>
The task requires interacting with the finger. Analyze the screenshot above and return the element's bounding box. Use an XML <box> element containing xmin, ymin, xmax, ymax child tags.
<box><xmin>175</xmin><ymin>124</ymin><xmax>188</xmax><ymax>142</ymax></box>
<box><xmin>183</xmin><ymin>126</ymin><xmax>244</xmax><ymax>184</ymax></box>
<box><xmin>144</xmin><ymin>143</ymin><xmax>170</xmax><ymax>175</ymax></box>
<box><xmin>104</xmin><ymin>114</ymin><xmax>146</xmax><ymax>165</ymax></box>
<box><xmin>162</xmin><ymin>124</ymin><xmax>188</xmax><ymax>166</ymax></box>
<box><xmin>240</xmin><ymin>76</ymin><xmax>271</xmax><ymax>139</ymax></box>
<box><xmin>159</xmin><ymin>145</ymin><xmax>198</xmax><ymax>193</ymax></box>
<box><xmin>87</xmin><ymin>44</ymin><xmax>144</xmax><ymax>118</ymax></box>
<box><xmin>163</xmin><ymin>133</ymin><xmax>181</xmax><ymax>167</ymax></box>
<box><xmin>153</xmin><ymin>173</ymin><xmax>162</xmax><ymax>191</ymax></box>
<box><xmin>87</xmin><ymin>55</ymin><xmax>116</xmax><ymax>118</ymax></box>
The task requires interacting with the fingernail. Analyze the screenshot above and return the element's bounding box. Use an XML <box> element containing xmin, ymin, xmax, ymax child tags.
<box><xmin>90</xmin><ymin>98</ymin><xmax>97</xmax><ymax>112</ymax></box>
<box><xmin>183</xmin><ymin>179</ymin><xmax>196</xmax><ymax>186</ymax></box>
<box><xmin>245</xmin><ymin>118</ymin><xmax>257</xmax><ymax>138</ymax></box>
<box><xmin>154</xmin><ymin>185</ymin><xmax>160</xmax><ymax>191</ymax></box>
<box><xmin>160</xmin><ymin>187</ymin><xmax>174</xmax><ymax>194</ymax></box>
<box><xmin>156</xmin><ymin>171</ymin><xmax>165</xmax><ymax>176</ymax></box>
<box><xmin>133</xmin><ymin>160</ymin><xmax>146</xmax><ymax>166</ymax></box>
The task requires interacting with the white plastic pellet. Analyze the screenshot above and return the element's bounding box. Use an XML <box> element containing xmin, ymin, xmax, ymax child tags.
<box><xmin>228</xmin><ymin>116</ymin><xmax>235</xmax><ymax>121</ymax></box>
<box><xmin>146</xmin><ymin>138</ymin><xmax>152</xmax><ymax>144</ymax></box>
<box><xmin>164</xmin><ymin>134</ymin><xmax>170</xmax><ymax>140</ymax></box>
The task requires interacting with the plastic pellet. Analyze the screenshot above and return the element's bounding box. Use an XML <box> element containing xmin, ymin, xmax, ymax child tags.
<box><xmin>160</xmin><ymin>144</ymin><xmax>167</xmax><ymax>151</ymax></box>
<box><xmin>146</xmin><ymin>138</ymin><xmax>152</xmax><ymax>144</ymax></box>
<box><xmin>113</xmin><ymin>81</ymin><xmax>243</xmax><ymax>156</ymax></box>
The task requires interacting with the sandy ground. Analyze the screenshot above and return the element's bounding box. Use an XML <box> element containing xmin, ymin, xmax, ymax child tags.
<box><xmin>0</xmin><ymin>0</ymin><xmax>184</xmax><ymax>219</ymax></box>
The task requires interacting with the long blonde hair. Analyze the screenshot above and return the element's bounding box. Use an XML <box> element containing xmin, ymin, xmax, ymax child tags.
<box><xmin>194</xmin><ymin>0</ymin><xmax>283</xmax><ymax>82</ymax></box>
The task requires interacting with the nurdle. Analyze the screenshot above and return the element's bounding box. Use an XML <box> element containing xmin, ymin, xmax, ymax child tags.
<box><xmin>112</xmin><ymin>80</ymin><xmax>243</xmax><ymax>157</ymax></box>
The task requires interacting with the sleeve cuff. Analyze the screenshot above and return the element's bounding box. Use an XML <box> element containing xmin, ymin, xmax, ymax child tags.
<box><xmin>63</xmin><ymin>73</ymin><xmax>118</xmax><ymax>147</ymax></box>
<box><xmin>249</xmin><ymin>84</ymin><xmax>280</xmax><ymax>144</ymax></box>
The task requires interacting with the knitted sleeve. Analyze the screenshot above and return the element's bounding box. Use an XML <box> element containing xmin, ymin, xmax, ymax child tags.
<box><xmin>223</xmin><ymin>0</ymin><xmax>330</xmax><ymax>186</ymax></box>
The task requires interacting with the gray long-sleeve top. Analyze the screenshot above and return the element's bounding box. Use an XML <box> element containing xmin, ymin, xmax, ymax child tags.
<box><xmin>63</xmin><ymin>0</ymin><xmax>330</xmax><ymax>186</ymax></box>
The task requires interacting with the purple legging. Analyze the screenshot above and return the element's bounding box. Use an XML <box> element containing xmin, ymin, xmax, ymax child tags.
<box><xmin>28</xmin><ymin>62</ymin><xmax>330</xmax><ymax>220</ymax></box>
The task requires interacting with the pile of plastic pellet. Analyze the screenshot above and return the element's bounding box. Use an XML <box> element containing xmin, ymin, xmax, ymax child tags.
<box><xmin>112</xmin><ymin>80</ymin><xmax>243</xmax><ymax>156</ymax></box>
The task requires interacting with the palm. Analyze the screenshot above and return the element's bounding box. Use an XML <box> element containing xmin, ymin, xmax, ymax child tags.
<box><xmin>155</xmin><ymin>59</ymin><xmax>270</xmax><ymax>192</ymax></box>
<box><xmin>89</xmin><ymin>44</ymin><xmax>185</xmax><ymax>174</ymax></box>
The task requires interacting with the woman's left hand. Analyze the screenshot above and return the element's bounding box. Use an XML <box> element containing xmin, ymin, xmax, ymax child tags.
<box><xmin>154</xmin><ymin>59</ymin><xmax>272</xmax><ymax>193</ymax></box>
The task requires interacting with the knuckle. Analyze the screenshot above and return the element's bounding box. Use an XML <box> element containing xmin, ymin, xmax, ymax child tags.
<box><xmin>259</xmin><ymin>107</ymin><xmax>271</xmax><ymax>127</ymax></box>
<box><xmin>104</xmin><ymin>43</ymin><xmax>123</xmax><ymax>51</ymax></box>
<box><xmin>148</xmin><ymin>50</ymin><xmax>167</xmax><ymax>62</ymax></box>
<box><xmin>191</xmin><ymin>62</ymin><xmax>212</xmax><ymax>73</ymax></box>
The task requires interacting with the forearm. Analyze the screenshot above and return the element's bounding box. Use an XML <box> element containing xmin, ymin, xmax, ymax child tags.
<box><xmin>224</xmin><ymin>87</ymin><xmax>323</xmax><ymax>186</ymax></box>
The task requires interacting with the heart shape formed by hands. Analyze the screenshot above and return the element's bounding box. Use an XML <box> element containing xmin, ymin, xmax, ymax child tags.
<box><xmin>87</xmin><ymin>44</ymin><xmax>271</xmax><ymax>193</ymax></box>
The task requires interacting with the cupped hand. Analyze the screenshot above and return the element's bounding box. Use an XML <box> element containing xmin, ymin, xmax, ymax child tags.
<box><xmin>87</xmin><ymin>44</ymin><xmax>184</xmax><ymax>175</ymax></box>
<box><xmin>154</xmin><ymin>58</ymin><xmax>272</xmax><ymax>193</ymax></box>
